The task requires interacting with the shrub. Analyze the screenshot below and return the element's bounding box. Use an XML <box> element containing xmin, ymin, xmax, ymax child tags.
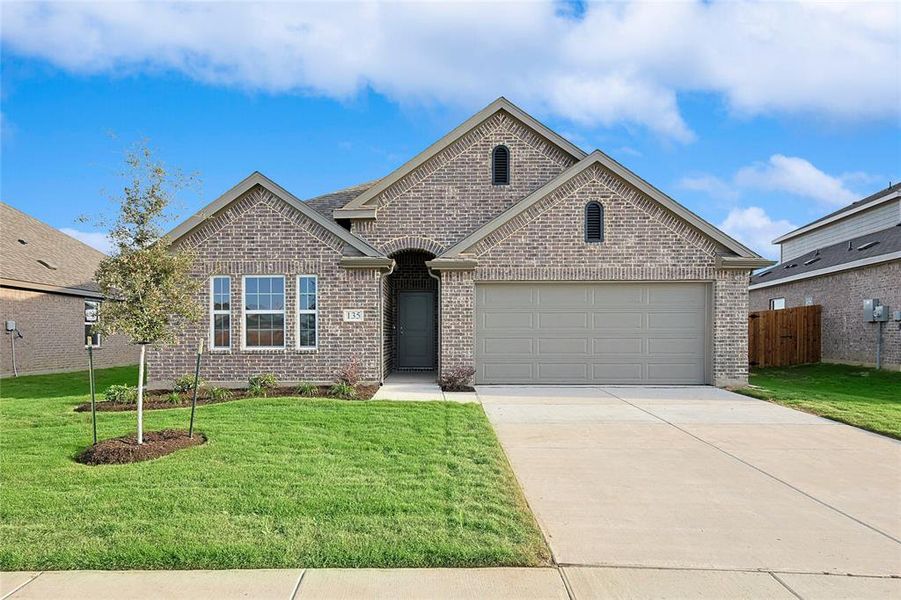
<box><xmin>335</xmin><ymin>356</ymin><xmax>361</xmax><ymax>387</ymax></box>
<box><xmin>438</xmin><ymin>366</ymin><xmax>476</xmax><ymax>391</ymax></box>
<box><xmin>248</xmin><ymin>373</ymin><xmax>278</xmax><ymax>397</ymax></box>
<box><xmin>295</xmin><ymin>381</ymin><xmax>318</xmax><ymax>397</ymax></box>
<box><xmin>165</xmin><ymin>391</ymin><xmax>182</xmax><ymax>405</ymax></box>
<box><xmin>208</xmin><ymin>387</ymin><xmax>233</xmax><ymax>402</ymax></box>
<box><xmin>329</xmin><ymin>381</ymin><xmax>356</xmax><ymax>400</ymax></box>
<box><xmin>173</xmin><ymin>373</ymin><xmax>205</xmax><ymax>394</ymax></box>
<box><xmin>104</xmin><ymin>384</ymin><xmax>138</xmax><ymax>404</ymax></box>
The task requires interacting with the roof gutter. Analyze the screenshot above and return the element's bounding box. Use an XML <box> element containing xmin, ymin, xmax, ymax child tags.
<box><xmin>716</xmin><ymin>256</ymin><xmax>776</xmax><ymax>270</ymax></box>
<box><xmin>0</xmin><ymin>278</ymin><xmax>105</xmax><ymax>299</ymax></box>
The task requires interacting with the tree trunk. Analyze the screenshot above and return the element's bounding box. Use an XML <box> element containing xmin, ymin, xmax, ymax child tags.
<box><xmin>137</xmin><ymin>344</ymin><xmax>146</xmax><ymax>444</ymax></box>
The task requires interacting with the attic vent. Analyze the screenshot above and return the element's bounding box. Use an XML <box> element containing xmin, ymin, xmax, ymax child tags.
<box><xmin>584</xmin><ymin>202</ymin><xmax>604</xmax><ymax>242</ymax></box>
<box><xmin>492</xmin><ymin>145</ymin><xmax>510</xmax><ymax>185</ymax></box>
<box><xmin>857</xmin><ymin>241</ymin><xmax>879</xmax><ymax>251</ymax></box>
<box><xmin>17</xmin><ymin>239</ymin><xmax>27</xmax><ymax>245</ymax></box>
<box><xmin>37</xmin><ymin>259</ymin><xmax>58</xmax><ymax>270</ymax></box>
<box><xmin>803</xmin><ymin>257</ymin><xmax>821</xmax><ymax>266</ymax></box>
<box><xmin>784</xmin><ymin>263</ymin><xmax>798</xmax><ymax>269</ymax></box>
<box><xmin>757</xmin><ymin>270</ymin><xmax>771</xmax><ymax>278</ymax></box>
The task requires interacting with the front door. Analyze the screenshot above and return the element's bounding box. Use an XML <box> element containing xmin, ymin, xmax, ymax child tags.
<box><xmin>397</xmin><ymin>291</ymin><xmax>435</xmax><ymax>369</ymax></box>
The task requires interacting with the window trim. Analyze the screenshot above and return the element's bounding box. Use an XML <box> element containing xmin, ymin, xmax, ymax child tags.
<box><xmin>84</xmin><ymin>299</ymin><xmax>101</xmax><ymax>348</ymax></box>
<box><xmin>210</xmin><ymin>275</ymin><xmax>231</xmax><ymax>350</ymax></box>
<box><xmin>241</xmin><ymin>275</ymin><xmax>286</xmax><ymax>350</ymax></box>
<box><xmin>296</xmin><ymin>274</ymin><xmax>319</xmax><ymax>351</ymax></box>
<box><xmin>491</xmin><ymin>145</ymin><xmax>510</xmax><ymax>186</ymax></box>
<box><xmin>769</xmin><ymin>297</ymin><xmax>786</xmax><ymax>310</ymax></box>
<box><xmin>584</xmin><ymin>201</ymin><xmax>604</xmax><ymax>243</ymax></box>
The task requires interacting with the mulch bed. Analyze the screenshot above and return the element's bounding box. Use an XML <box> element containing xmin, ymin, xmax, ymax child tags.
<box><xmin>76</xmin><ymin>429</ymin><xmax>207</xmax><ymax>465</ymax></box>
<box><xmin>75</xmin><ymin>384</ymin><xmax>380</xmax><ymax>412</ymax></box>
<box><xmin>441</xmin><ymin>385</ymin><xmax>476</xmax><ymax>393</ymax></box>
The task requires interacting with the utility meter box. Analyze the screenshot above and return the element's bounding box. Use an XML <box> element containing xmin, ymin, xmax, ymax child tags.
<box><xmin>863</xmin><ymin>299</ymin><xmax>879</xmax><ymax>322</ymax></box>
<box><xmin>873</xmin><ymin>304</ymin><xmax>890</xmax><ymax>322</ymax></box>
<box><xmin>4</xmin><ymin>320</ymin><xmax>15</xmax><ymax>332</ymax></box>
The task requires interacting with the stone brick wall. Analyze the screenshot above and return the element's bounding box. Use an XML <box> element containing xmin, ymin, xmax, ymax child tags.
<box><xmin>147</xmin><ymin>185</ymin><xmax>383</xmax><ymax>387</ymax></box>
<box><xmin>750</xmin><ymin>261</ymin><xmax>900</xmax><ymax>368</ymax></box>
<box><xmin>439</xmin><ymin>270</ymin><xmax>475</xmax><ymax>375</ymax></box>
<box><xmin>453</xmin><ymin>163</ymin><xmax>750</xmax><ymax>387</ymax></box>
<box><xmin>0</xmin><ymin>287</ymin><xmax>137</xmax><ymax>376</ymax></box>
<box><xmin>352</xmin><ymin>110</ymin><xmax>577</xmax><ymax>254</ymax></box>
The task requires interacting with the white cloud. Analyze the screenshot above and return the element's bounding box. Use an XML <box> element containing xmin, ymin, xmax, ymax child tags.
<box><xmin>1</xmin><ymin>1</ymin><xmax>898</xmax><ymax>141</ymax></box>
<box><xmin>676</xmin><ymin>174</ymin><xmax>738</xmax><ymax>201</ymax></box>
<box><xmin>735</xmin><ymin>155</ymin><xmax>858</xmax><ymax>206</ymax></box>
<box><xmin>719</xmin><ymin>207</ymin><xmax>796</xmax><ymax>260</ymax></box>
<box><xmin>59</xmin><ymin>228</ymin><xmax>113</xmax><ymax>254</ymax></box>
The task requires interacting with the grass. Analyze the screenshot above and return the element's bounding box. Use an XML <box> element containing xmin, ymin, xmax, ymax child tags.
<box><xmin>0</xmin><ymin>366</ymin><xmax>548</xmax><ymax>570</ymax></box>
<box><xmin>737</xmin><ymin>363</ymin><xmax>901</xmax><ymax>439</ymax></box>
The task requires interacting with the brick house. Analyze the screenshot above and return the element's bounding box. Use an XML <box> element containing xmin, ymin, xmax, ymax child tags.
<box><xmin>0</xmin><ymin>202</ymin><xmax>138</xmax><ymax>376</ymax></box>
<box><xmin>150</xmin><ymin>98</ymin><xmax>771</xmax><ymax>388</ymax></box>
<box><xmin>750</xmin><ymin>184</ymin><xmax>900</xmax><ymax>369</ymax></box>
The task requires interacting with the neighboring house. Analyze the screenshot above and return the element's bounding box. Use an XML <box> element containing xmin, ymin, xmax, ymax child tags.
<box><xmin>0</xmin><ymin>202</ymin><xmax>138</xmax><ymax>376</ymax></box>
<box><xmin>149</xmin><ymin>98</ymin><xmax>771</xmax><ymax>388</ymax></box>
<box><xmin>749</xmin><ymin>184</ymin><xmax>900</xmax><ymax>369</ymax></box>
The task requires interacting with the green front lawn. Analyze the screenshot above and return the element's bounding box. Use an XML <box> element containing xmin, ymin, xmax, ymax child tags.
<box><xmin>738</xmin><ymin>363</ymin><xmax>901</xmax><ymax>439</ymax></box>
<box><xmin>0</xmin><ymin>367</ymin><xmax>548</xmax><ymax>570</ymax></box>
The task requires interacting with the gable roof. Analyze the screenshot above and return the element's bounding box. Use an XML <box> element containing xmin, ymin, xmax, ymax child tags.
<box><xmin>0</xmin><ymin>201</ymin><xmax>107</xmax><ymax>297</ymax></box>
<box><xmin>441</xmin><ymin>150</ymin><xmax>769</xmax><ymax>263</ymax></box>
<box><xmin>773</xmin><ymin>183</ymin><xmax>901</xmax><ymax>244</ymax></box>
<box><xmin>167</xmin><ymin>172</ymin><xmax>383</xmax><ymax>257</ymax></box>
<box><xmin>750</xmin><ymin>224</ymin><xmax>900</xmax><ymax>289</ymax></box>
<box><xmin>305</xmin><ymin>180</ymin><xmax>379</xmax><ymax>218</ymax></box>
<box><xmin>333</xmin><ymin>97</ymin><xmax>587</xmax><ymax>218</ymax></box>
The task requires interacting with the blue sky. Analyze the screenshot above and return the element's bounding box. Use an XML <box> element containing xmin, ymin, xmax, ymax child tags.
<box><xmin>2</xmin><ymin>1</ymin><xmax>899</xmax><ymax>259</ymax></box>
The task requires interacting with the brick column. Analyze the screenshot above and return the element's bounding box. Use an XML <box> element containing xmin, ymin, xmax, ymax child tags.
<box><xmin>713</xmin><ymin>269</ymin><xmax>750</xmax><ymax>387</ymax></box>
<box><xmin>439</xmin><ymin>269</ymin><xmax>475</xmax><ymax>378</ymax></box>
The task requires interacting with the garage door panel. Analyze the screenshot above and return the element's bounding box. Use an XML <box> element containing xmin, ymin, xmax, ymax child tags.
<box><xmin>538</xmin><ymin>312</ymin><xmax>588</xmax><ymax>329</ymax></box>
<box><xmin>592</xmin><ymin>312</ymin><xmax>643</xmax><ymax>329</ymax></box>
<box><xmin>476</xmin><ymin>283</ymin><xmax>709</xmax><ymax>385</ymax></box>
<box><xmin>593</xmin><ymin>337</ymin><xmax>643</xmax><ymax>355</ymax></box>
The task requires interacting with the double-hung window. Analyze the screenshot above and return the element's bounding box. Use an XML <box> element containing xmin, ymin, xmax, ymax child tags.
<box><xmin>84</xmin><ymin>300</ymin><xmax>101</xmax><ymax>347</ymax></box>
<box><xmin>244</xmin><ymin>276</ymin><xmax>285</xmax><ymax>349</ymax></box>
<box><xmin>211</xmin><ymin>276</ymin><xmax>231</xmax><ymax>349</ymax></box>
<box><xmin>297</xmin><ymin>275</ymin><xmax>318</xmax><ymax>349</ymax></box>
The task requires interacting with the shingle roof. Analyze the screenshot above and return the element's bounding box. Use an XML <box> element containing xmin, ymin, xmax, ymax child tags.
<box><xmin>751</xmin><ymin>224</ymin><xmax>901</xmax><ymax>286</ymax></box>
<box><xmin>304</xmin><ymin>180</ymin><xmax>379</xmax><ymax>218</ymax></box>
<box><xmin>0</xmin><ymin>201</ymin><xmax>106</xmax><ymax>295</ymax></box>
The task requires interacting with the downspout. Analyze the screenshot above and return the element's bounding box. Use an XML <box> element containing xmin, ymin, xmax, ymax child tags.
<box><xmin>378</xmin><ymin>261</ymin><xmax>396</xmax><ymax>385</ymax></box>
<box><xmin>427</xmin><ymin>266</ymin><xmax>441</xmax><ymax>379</ymax></box>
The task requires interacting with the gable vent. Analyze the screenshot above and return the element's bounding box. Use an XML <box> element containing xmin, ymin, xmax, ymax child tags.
<box><xmin>492</xmin><ymin>145</ymin><xmax>510</xmax><ymax>185</ymax></box>
<box><xmin>585</xmin><ymin>202</ymin><xmax>604</xmax><ymax>243</ymax></box>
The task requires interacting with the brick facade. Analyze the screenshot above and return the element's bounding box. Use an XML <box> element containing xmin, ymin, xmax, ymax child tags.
<box><xmin>152</xmin><ymin>107</ymin><xmax>757</xmax><ymax>388</ymax></box>
<box><xmin>0</xmin><ymin>287</ymin><xmax>137</xmax><ymax>376</ymax></box>
<box><xmin>147</xmin><ymin>186</ymin><xmax>382</xmax><ymax>387</ymax></box>
<box><xmin>750</xmin><ymin>261</ymin><xmax>900</xmax><ymax>369</ymax></box>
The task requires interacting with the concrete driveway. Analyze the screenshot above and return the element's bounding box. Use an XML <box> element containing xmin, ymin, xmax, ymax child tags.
<box><xmin>480</xmin><ymin>385</ymin><xmax>901</xmax><ymax>598</ymax></box>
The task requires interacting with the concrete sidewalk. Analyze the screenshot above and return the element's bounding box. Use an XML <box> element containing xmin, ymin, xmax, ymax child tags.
<box><xmin>4</xmin><ymin>567</ymin><xmax>899</xmax><ymax>599</ymax></box>
<box><xmin>372</xmin><ymin>372</ymin><xmax>478</xmax><ymax>403</ymax></box>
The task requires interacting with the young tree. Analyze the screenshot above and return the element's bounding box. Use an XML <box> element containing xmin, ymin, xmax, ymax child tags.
<box><xmin>91</xmin><ymin>144</ymin><xmax>201</xmax><ymax>443</ymax></box>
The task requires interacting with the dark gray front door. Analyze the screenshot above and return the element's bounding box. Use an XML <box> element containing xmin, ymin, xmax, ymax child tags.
<box><xmin>397</xmin><ymin>291</ymin><xmax>435</xmax><ymax>369</ymax></box>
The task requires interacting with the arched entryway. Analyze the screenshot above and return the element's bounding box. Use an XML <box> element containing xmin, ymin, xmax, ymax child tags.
<box><xmin>384</xmin><ymin>250</ymin><xmax>438</xmax><ymax>374</ymax></box>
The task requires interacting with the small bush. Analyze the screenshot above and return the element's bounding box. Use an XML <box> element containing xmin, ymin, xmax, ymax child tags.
<box><xmin>173</xmin><ymin>373</ymin><xmax>205</xmax><ymax>394</ymax></box>
<box><xmin>335</xmin><ymin>356</ymin><xmax>361</xmax><ymax>387</ymax></box>
<box><xmin>104</xmin><ymin>384</ymin><xmax>138</xmax><ymax>404</ymax></box>
<box><xmin>209</xmin><ymin>387</ymin><xmax>233</xmax><ymax>402</ymax></box>
<box><xmin>439</xmin><ymin>366</ymin><xmax>476</xmax><ymax>391</ymax></box>
<box><xmin>165</xmin><ymin>391</ymin><xmax>182</xmax><ymax>405</ymax></box>
<box><xmin>329</xmin><ymin>382</ymin><xmax>356</xmax><ymax>400</ymax></box>
<box><xmin>296</xmin><ymin>381</ymin><xmax>318</xmax><ymax>397</ymax></box>
<box><xmin>248</xmin><ymin>373</ymin><xmax>278</xmax><ymax>397</ymax></box>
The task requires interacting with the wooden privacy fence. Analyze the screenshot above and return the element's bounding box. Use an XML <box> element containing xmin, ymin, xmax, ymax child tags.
<box><xmin>748</xmin><ymin>305</ymin><xmax>822</xmax><ymax>368</ymax></box>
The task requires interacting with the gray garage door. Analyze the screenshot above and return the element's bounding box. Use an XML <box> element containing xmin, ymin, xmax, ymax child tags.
<box><xmin>475</xmin><ymin>282</ymin><xmax>710</xmax><ymax>384</ymax></box>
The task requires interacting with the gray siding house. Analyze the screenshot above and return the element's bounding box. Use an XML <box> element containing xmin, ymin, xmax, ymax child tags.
<box><xmin>750</xmin><ymin>184</ymin><xmax>900</xmax><ymax>369</ymax></box>
<box><xmin>149</xmin><ymin>98</ymin><xmax>771</xmax><ymax>388</ymax></box>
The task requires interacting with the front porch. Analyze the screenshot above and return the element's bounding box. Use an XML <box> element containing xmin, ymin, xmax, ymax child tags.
<box><xmin>383</xmin><ymin>250</ymin><xmax>440</xmax><ymax>379</ymax></box>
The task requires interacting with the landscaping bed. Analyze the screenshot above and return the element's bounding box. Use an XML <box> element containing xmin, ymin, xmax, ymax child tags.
<box><xmin>0</xmin><ymin>366</ymin><xmax>548</xmax><ymax>570</ymax></box>
<box><xmin>737</xmin><ymin>363</ymin><xmax>901</xmax><ymax>439</ymax></box>
<box><xmin>74</xmin><ymin>383</ymin><xmax>379</xmax><ymax>412</ymax></box>
<box><xmin>76</xmin><ymin>429</ymin><xmax>206</xmax><ymax>465</ymax></box>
